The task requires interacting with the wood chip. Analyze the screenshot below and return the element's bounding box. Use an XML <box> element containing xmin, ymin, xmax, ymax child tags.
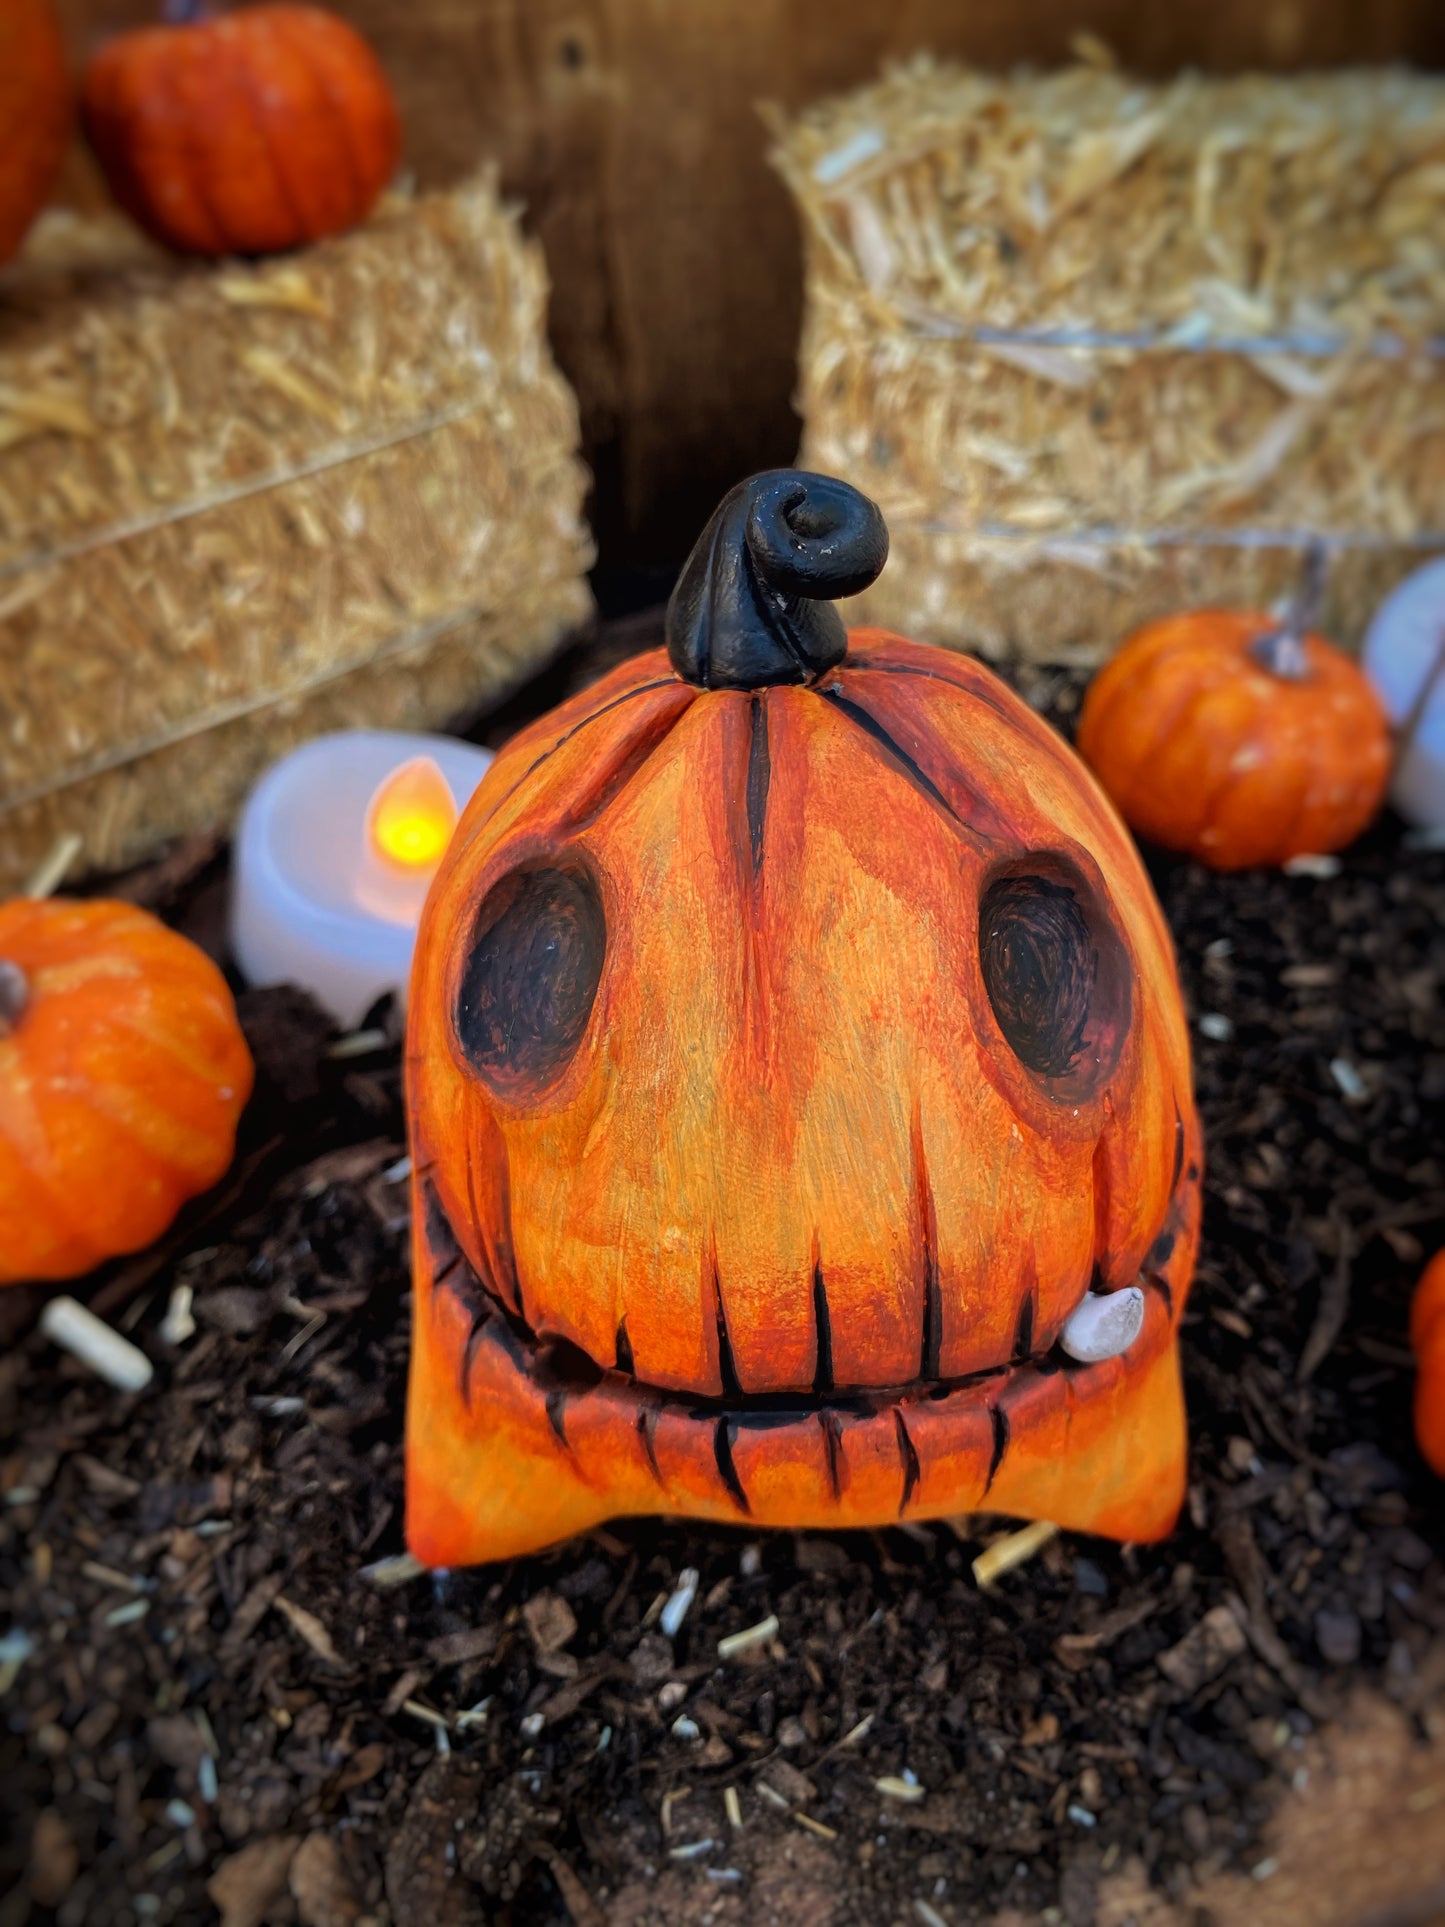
<box><xmin>288</xmin><ymin>1831</ymin><xmax>364</xmax><ymax>1927</ymax></box>
<box><xmin>538</xmin><ymin>1845</ymin><xmax>605</xmax><ymax>1927</ymax></box>
<box><xmin>523</xmin><ymin>1590</ymin><xmax>578</xmax><ymax>1657</ymax></box>
<box><xmin>208</xmin><ymin>1838</ymin><xmax>301</xmax><ymax>1927</ymax></box>
<box><xmin>29</xmin><ymin>1809</ymin><xmax>78</xmax><ymax>1908</ymax></box>
<box><xmin>71</xmin><ymin>1455</ymin><xmax>141</xmax><ymax>1501</ymax></box>
<box><xmin>1298</xmin><ymin>1211</ymin><xmax>1354</xmax><ymax>1382</ymax></box>
<box><xmin>1054</xmin><ymin>1593</ymin><xmax>1159</xmax><ymax>1667</ymax></box>
<box><xmin>426</xmin><ymin>1624</ymin><xmax>500</xmax><ymax>1667</ymax></box>
<box><xmin>80</xmin><ymin>1560</ymin><xmax>145</xmax><ymax>1593</ymax></box>
<box><xmin>385</xmin><ymin>1756</ymin><xmax>486</xmax><ymax>1926</ymax></box>
<box><xmin>273</xmin><ymin>1595</ymin><xmax>344</xmax><ymax>1667</ymax></box>
<box><xmin>1156</xmin><ymin>1603</ymin><xmax>1250</xmax><ymax>1692</ymax></box>
<box><xmin>382</xmin><ymin>1668</ymin><xmax>427</xmax><ymax>1716</ymax></box>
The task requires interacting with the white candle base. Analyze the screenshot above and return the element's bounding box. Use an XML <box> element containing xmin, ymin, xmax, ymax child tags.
<box><xmin>231</xmin><ymin>730</ymin><xmax>493</xmax><ymax>1027</ymax></box>
<box><xmin>1362</xmin><ymin>556</ymin><xmax>1445</xmax><ymax>831</ymax></box>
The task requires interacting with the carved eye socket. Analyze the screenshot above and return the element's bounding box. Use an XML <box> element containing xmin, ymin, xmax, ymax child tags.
<box><xmin>452</xmin><ymin>866</ymin><xmax>606</xmax><ymax>1098</ymax></box>
<box><xmin>978</xmin><ymin>858</ymin><xmax>1129</xmax><ymax>1095</ymax></box>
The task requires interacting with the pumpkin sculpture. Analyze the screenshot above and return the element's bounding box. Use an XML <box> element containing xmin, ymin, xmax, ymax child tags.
<box><xmin>81</xmin><ymin>2</ymin><xmax>400</xmax><ymax>258</ymax></box>
<box><xmin>1411</xmin><ymin>1251</ymin><xmax>1445</xmax><ymax>1479</ymax></box>
<box><xmin>0</xmin><ymin>0</ymin><xmax>71</xmax><ymax>266</ymax></box>
<box><xmin>0</xmin><ymin>899</ymin><xmax>253</xmax><ymax>1284</ymax></box>
<box><xmin>1077</xmin><ymin>563</ymin><xmax>1391</xmax><ymax>871</ymax></box>
<box><xmin>405</xmin><ymin>472</ymin><xmax>1202</xmax><ymax>1567</ymax></box>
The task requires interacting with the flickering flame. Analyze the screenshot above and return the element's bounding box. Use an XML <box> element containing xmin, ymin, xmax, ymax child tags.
<box><xmin>366</xmin><ymin>757</ymin><xmax>458</xmax><ymax>872</ymax></box>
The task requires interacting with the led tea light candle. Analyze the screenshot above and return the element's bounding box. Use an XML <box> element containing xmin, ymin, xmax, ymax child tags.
<box><xmin>1362</xmin><ymin>556</ymin><xmax>1445</xmax><ymax>832</ymax></box>
<box><xmin>232</xmin><ymin>730</ymin><xmax>492</xmax><ymax>1026</ymax></box>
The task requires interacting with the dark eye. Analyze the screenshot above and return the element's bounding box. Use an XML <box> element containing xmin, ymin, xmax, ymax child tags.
<box><xmin>978</xmin><ymin>859</ymin><xmax>1128</xmax><ymax>1093</ymax></box>
<box><xmin>452</xmin><ymin>866</ymin><xmax>606</xmax><ymax>1097</ymax></box>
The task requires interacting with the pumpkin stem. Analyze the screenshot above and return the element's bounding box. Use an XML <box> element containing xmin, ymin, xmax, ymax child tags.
<box><xmin>665</xmin><ymin>469</ymin><xmax>888</xmax><ymax>689</ymax></box>
<box><xmin>0</xmin><ymin>960</ymin><xmax>28</xmax><ymax>1038</ymax></box>
<box><xmin>1250</xmin><ymin>542</ymin><xmax>1328</xmax><ymax>681</ymax></box>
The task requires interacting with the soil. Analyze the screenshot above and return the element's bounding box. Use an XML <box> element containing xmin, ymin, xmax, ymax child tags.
<box><xmin>2</xmin><ymin>623</ymin><xmax>1443</xmax><ymax>1927</ymax></box>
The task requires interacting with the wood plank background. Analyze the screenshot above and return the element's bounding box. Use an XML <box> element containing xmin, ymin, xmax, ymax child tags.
<box><xmin>53</xmin><ymin>0</ymin><xmax>1445</xmax><ymax>566</ymax></box>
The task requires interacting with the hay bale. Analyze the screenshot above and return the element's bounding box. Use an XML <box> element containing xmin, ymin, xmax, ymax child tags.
<box><xmin>772</xmin><ymin>58</ymin><xmax>1445</xmax><ymax>663</ymax></box>
<box><xmin>0</xmin><ymin>176</ymin><xmax>594</xmax><ymax>892</ymax></box>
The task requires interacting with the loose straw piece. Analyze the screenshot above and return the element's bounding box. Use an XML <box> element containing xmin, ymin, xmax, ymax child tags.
<box><xmin>359</xmin><ymin>1551</ymin><xmax>426</xmax><ymax>1588</ymax></box>
<box><xmin>39</xmin><ymin>1295</ymin><xmax>153</xmax><ymax>1393</ymax></box>
<box><xmin>717</xmin><ymin>1614</ymin><xmax>779</xmax><ymax>1659</ymax></box>
<box><xmin>326</xmin><ymin>1028</ymin><xmax>390</xmax><ymax>1060</ymax></box>
<box><xmin>22</xmin><ymin>832</ymin><xmax>83</xmax><ymax>900</ymax></box>
<box><xmin>875</xmin><ymin>1775</ymin><xmax>927</xmax><ymax>1803</ymax></box>
<box><xmin>793</xmin><ymin>1813</ymin><xmax>839</xmax><ymax>1841</ymax></box>
<box><xmin>972</xmin><ymin>1520</ymin><xmax>1059</xmax><ymax>1590</ymax></box>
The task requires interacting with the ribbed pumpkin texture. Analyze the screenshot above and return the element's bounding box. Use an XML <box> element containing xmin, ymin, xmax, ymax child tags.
<box><xmin>82</xmin><ymin>3</ymin><xmax>400</xmax><ymax>257</ymax></box>
<box><xmin>1411</xmin><ymin>1251</ymin><xmax>1445</xmax><ymax>1478</ymax></box>
<box><xmin>1077</xmin><ymin>610</ymin><xmax>1392</xmax><ymax>871</ymax></box>
<box><xmin>0</xmin><ymin>0</ymin><xmax>71</xmax><ymax>265</ymax></box>
<box><xmin>0</xmin><ymin>899</ymin><xmax>254</xmax><ymax>1284</ymax></box>
<box><xmin>405</xmin><ymin>633</ymin><xmax>1202</xmax><ymax>1565</ymax></box>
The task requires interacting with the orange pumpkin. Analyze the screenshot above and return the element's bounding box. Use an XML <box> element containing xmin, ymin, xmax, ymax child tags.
<box><xmin>0</xmin><ymin>898</ymin><xmax>253</xmax><ymax>1284</ymax></box>
<box><xmin>0</xmin><ymin>0</ymin><xmax>71</xmax><ymax>266</ymax></box>
<box><xmin>1076</xmin><ymin>587</ymin><xmax>1391</xmax><ymax>872</ymax></box>
<box><xmin>404</xmin><ymin>472</ymin><xmax>1202</xmax><ymax>1567</ymax></box>
<box><xmin>1411</xmin><ymin>1251</ymin><xmax>1445</xmax><ymax>1478</ymax></box>
<box><xmin>81</xmin><ymin>2</ymin><xmax>400</xmax><ymax>257</ymax></box>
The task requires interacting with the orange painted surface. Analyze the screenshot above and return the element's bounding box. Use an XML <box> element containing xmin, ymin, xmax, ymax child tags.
<box><xmin>406</xmin><ymin>631</ymin><xmax>1202</xmax><ymax>1565</ymax></box>
<box><xmin>82</xmin><ymin>4</ymin><xmax>400</xmax><ymax>257</ymax></box>
<box><xmin>1411</xmin><ymin>1251</ymin><xmax>1445</xmax><ymax>1478</ymax></box>
<box><xmin>1077</xmin><ymin>610</ymin><xmax>1391</xmax><ymax>871</ymax></box>
<box><xmin>0</xmin><ymin>0</ymin><xmax>70</xmax><ymax>265</ymax></box>
<box><xmin>0</xmin><ymin>898</ymin><xmax>253</xmax><ymax>1284</ymax></box>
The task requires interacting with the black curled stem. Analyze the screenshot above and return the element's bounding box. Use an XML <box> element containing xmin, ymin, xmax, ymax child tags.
<box><xmin>665</xmin><ymin>470</ymin><xmax>889</xmax><ymax>690</ymax></box>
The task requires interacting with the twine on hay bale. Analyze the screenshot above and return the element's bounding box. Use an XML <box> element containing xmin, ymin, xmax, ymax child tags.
<box><xmin>0</xmin><ymin>175</ymin><xmax>594</xmax><ymax>893</ymax></box>
<box><xmin>770</xmin><ymin>57</ymin><xmax>1445</xmax><ymax>663</ymax></box>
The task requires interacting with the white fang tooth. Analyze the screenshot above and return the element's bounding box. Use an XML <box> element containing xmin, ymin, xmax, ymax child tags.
<box><xmin>1060</xmin><ymin>1286</ymin><xmax>1145</xmax><ymax>1364</ymax></box>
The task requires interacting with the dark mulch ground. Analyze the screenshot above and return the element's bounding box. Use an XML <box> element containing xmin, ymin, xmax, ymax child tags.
<box><xmin>2</xmin><ymin>629</ymin><xmax>1443</xmax><ymax>1927</ymax></box>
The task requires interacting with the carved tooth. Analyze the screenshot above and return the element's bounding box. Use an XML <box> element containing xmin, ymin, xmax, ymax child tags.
<box><xmin>1060</xmin><ymin>1285</ymin><xmax>1145</xmax><ymax>1364</ymax></box>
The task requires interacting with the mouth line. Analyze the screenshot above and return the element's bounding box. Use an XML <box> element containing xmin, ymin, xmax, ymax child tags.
<box><xmin>422</xmin><ymin>1180</ymin><xmax>1178</xmax><ymax>1429</ymax></box>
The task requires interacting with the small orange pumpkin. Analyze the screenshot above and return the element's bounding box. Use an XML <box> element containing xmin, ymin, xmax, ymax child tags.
<box><xmin>0</xmin><ymin>898</ymin><xmax>254</xmax><ymax>1285</ymax></box>
<box><xmin>1411</xmin><ymin>1251</ymin><xmax>1445</xmax><ymax>1478</ymax></box>
<box><xmin>0</xmin><ymin>0</ymin><xmax>71</xmax><ymax>266</ymax></box>
<box><xmin>1077</xmin><ymin>572</ymin><xmax>1391</xmax><ymax>871</ymax></box>
<box><xmin>81</xmin><ymin>2</ymin><xmax>400</xmax><ymax>257</ymax></box>
<box><xmin>405</xmin><ymin>471</ymin><xmax>1202</xmax><ymax>1568</ymax></box>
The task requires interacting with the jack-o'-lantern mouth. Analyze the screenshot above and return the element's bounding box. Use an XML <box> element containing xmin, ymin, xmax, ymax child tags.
<box><xmin>417</xmin><ymin>1149</ymin><xmax>1196</xmax><ymax>1520</ymax></box>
